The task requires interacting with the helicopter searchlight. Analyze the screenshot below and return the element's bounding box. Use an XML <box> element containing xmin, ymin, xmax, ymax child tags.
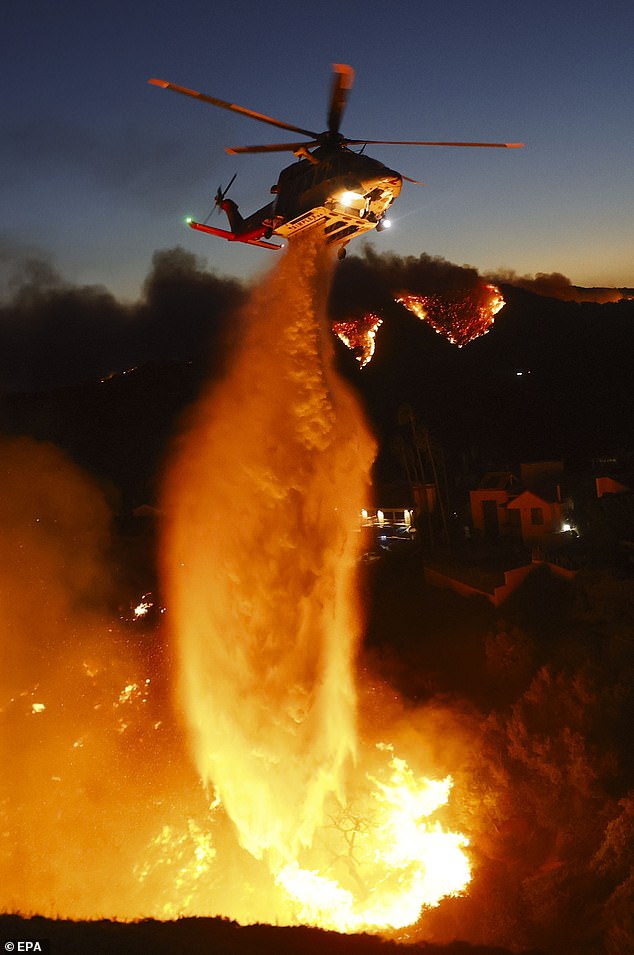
<box><xmin>149</xmin><ymin>65</ymin><xmax>522</xmax><ymax>259</ymax></box>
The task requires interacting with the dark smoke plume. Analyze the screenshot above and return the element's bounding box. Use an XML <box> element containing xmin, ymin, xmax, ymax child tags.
<box><xmin>329</xmin><ymin>248</ymin><xmax>630</xmax><ymax>317</ymax></box>
<box><xmin>3</xmin><ymin>244</ymin><xmax>486</xmax><ymax>393</ymax></box>
<box><xmin>490</xmin><ymin>268</ymin><xmax>629</xmax><ymax>303</ymax></box>
<box><xmin>0</xmin><ymin>242</ymin><xmax>629</xmax><ymax>395</ymax></box>
<box><xmin>329</xmin><ymin>247</ymin><xmax>481</xmax><ymax>320</ymax></box>
<box><xmin>0</xmin><ymin>247</ymin><xmax>244</xmax><ymax>392</ymax></box>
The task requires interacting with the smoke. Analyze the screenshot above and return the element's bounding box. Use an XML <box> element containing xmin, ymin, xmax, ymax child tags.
<box><xmin>329</xmin><ymin>247</ymin><xmax>481</xmax><ymax>320</ymax></box>
<box><xmin>490</xmin><ymin>268</ymin><xmax>628</xmax><ymax>303</ymax></box>
<box><xmin>329</xmin><ymin>248</ymin><xmax>629</xmax><ymax>320</ymax></box>
<box><xmin>0</xmin><ymin>433</ymin><xmax>229</xmax><ymax>920</ymax></box>
<box><xmin>0</xmin><ymin>436</ymin><xmax>113</xmax><ymax>691</ymax></box>
<box><xmin>0</xmin><ymin>246</ymin><xmax>243</xmax><ymax>392</ymax></box>
<box><xmin>0</xmin><ymin>436</ymin><xmax>144</xmax><ymax>914</ymax></box>
<box><xmin>1</xmin><ymin>241</ymin><xmax>628</xmax><ymax>396</ymax></box>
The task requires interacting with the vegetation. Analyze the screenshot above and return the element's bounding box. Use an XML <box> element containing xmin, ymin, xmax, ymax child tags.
<box><xmin>363</xmin><ymin>551</ymin><xmax>634</xmax><ymax>954</ymax></box>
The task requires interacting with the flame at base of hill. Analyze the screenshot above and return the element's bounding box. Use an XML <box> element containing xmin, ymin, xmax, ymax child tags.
<box><xmin>274</xmin><ymin>745</ymin><xmax>470</xmax><ymax>932</ymax></box>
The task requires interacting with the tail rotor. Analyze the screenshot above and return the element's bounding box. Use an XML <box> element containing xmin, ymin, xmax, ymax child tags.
<box><xmin>203</xmin><ymin>174</ymin><xmax>237</xmax><ymax>224</ymax></box>
<box><xmin>215</xmin><ymin>173</ymin><xmax>237</xmax><ymax>209</ymax></box>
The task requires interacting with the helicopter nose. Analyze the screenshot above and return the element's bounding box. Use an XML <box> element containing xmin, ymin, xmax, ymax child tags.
<box><xmin>366</xmin><ymin>174</ymin><xmax>402</xmax><ymax>200</ymax></box>
<box><xmin>383</xmin><ymin>172</ymin><xmax>403</xmax><ymax>193</ymax></box>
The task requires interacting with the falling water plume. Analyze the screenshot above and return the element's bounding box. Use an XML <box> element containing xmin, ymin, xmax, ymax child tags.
<box><xmin>161</xmin><ymin>233</ymin><xmax>377</xmax><ymax>863</ymax></box>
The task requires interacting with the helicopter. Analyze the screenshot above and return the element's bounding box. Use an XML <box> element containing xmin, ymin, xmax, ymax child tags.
<box><xmin>149</xmin><ymin>64</ymin><xmax>522</xmax><ymax>259</ymax></box>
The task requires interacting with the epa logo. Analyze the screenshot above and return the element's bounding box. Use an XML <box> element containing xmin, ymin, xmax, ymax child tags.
<box><xmin>4</xmin><ymin>943</ymin><xmax>45</xmax><ymax>952</ymax></box>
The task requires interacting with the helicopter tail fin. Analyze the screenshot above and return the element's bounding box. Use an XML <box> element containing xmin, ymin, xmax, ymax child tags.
<box><xmin>217</xmin><ymin>197</ymin><xmax>245</xmax><ymax>234</ymax></box>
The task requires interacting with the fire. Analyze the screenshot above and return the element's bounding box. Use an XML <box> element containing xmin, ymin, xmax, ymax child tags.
<box><xmin>134</xmin><ymin>813</ymin><xmax>219</xmax><ymax>919</ymax></box>
<box><xmin>274</xmin><ymin>746</ymin><xmax>471</xmax><ymax>932</ymax></box>
<box><xmin>333</xmin><ymin>313</ymin><xmax>383</xmax><ymax>368</ymax></box>
<box><xmin>133</xmin><ymin>598</ymin><xmax>152</xmax><ymax>618</ymax></box>
<box><xmin>397</xmin><ymin>284</ymin><xmax>505</xmax><ymax>347</ymax></box>
<box><xmin>1</xmin><ymin>236</ymin><xmax>472</xmax><ymax>935</ymax></box>
<box><xmin>333</xmin><ymin>284</ymin><xmax>504</xmax><ymax>369</ymax></box>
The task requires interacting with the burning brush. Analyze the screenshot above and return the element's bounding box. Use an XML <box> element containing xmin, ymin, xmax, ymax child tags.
<box><xmin>333</xmin><ymin>284</ymin><xmax>505</xmax><ymax>366</ymax></box>
<box><xmin>397</xmin><ymin>284</ymin><xmax>505</xmax><ymax>347</ymax></box>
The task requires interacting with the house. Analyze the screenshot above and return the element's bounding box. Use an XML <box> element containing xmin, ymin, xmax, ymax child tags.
<box><xmin>469</xmin><ymin>461</ymin><xmax>574</xmax><ymax>545</ymax></box>
<box><xmin>506</xmin><ymin>488</ymin><xmax>564</xmax><ymax>542</ymax></box>
<box><xmin>595</xmin><ymin>476</ymin><xmax>631</xmax><ymax>498</ymax></box>
<box><xmin>469</xmin><ymin>471</ymin><xmax>523</xmax><ymax>539</ymax></box>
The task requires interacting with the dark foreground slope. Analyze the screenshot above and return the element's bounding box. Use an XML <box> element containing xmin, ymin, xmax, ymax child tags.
<box><xmin>0</xmin><ymin>914</ymin><xmax>545</xmax><ymax>955</ymax></box>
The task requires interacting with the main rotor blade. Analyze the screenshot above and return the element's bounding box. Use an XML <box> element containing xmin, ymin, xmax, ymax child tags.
<box><xmin>149</xmin><ymin>78</ymin><xmax>320</xmax><ymax>139</ymax></box>
<box><xmin>226</xmin><ymin>141</ymin><xmax>319</xmax><ymax>154</ymax></box>
<box><xmin>328</xmin><ymin>63</ymin><xmax>355</xmax><ymax>135</ymax></box>
<box><xmin>345</xmin><ymin>138</ymin><xmax>524</xmax><ymax>148</ymax></box>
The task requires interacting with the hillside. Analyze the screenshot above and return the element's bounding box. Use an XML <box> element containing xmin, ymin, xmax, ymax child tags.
<box><xmin>2</xmin><ymin>285</ymin><xmax>632</xmax><ymax>505</ymax></box>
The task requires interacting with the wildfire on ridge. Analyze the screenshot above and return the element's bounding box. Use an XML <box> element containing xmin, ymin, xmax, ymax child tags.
<box><xmin>333</xmin><ymin>313</ymin><xmax>383</xmax><ymax>368</ymax></box>
<box><xmin>397</xmin><ymin>284</ymin><xmax>505</xmax><ymax>347</ymax></box>
<box><xmin>333</xmin><ymin>285</ymin><xmax>504</xmax><ymax>368</ymax></box>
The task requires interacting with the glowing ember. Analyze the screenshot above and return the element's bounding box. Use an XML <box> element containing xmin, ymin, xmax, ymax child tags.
<box><xmin>134</xmin><ymin>814</ymin><xmax>219</xmax><ymax>918</ymax></box>
<box><xmin>333</xmin><ymin>313</ymin><xmax>383</xmax><ymax>368</ymax></box>
<box><xmin>133</xmin><ymin>599</ymin><xmax>153</xmax><ymax>618</ymax></box>
<box><xmin>397</xmin><ymin>284</ymin><xmax>505</xmax><ymax>347</ymax></box>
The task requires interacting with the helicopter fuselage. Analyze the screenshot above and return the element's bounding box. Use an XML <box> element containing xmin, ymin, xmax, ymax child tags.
<box><xmin>270</xmin><ymin>146</ymin><xmax>402</xmax><ymax>244</ymax></box>
<box><xmin>207</xmin><ymin>145</ymin><xmax>403</xmax><ymax>253</ymax></box>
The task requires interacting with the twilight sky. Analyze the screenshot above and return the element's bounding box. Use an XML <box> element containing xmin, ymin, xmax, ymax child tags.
<box><xmin>2</xmin><ymin>0</ymin><xmax>633</xmax><ymax>300</ymax></box>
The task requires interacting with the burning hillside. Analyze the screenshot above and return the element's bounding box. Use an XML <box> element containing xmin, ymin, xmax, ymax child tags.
<box><xmin>396</xmin><ymin>285</ymin><xmax>505</xmax><ymax>347</ymax></box>
<box><xmin>333</xmin><ymin>285</ymin><xmax>504</xmax><ymax>364</ymax></box>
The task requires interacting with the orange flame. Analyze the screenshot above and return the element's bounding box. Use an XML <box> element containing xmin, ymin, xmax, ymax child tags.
<box><xmin>1</xmin><ymin>240</ymin><xmax>473</xmax><ymax>935</ymax></box>
<box><xmin>397</xmin><ymin>284</ymin><xmax>505</xmax><ymax>347</ymax></box>
<box><xmin>275</xmin><ymin>745</ymin><xmax>471</xmax><ymax>931</ymax></box>
<box><xmin>333</xmin><ymin>314</ymin><xmax>383</xmax><ymax>368</ymax></box>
